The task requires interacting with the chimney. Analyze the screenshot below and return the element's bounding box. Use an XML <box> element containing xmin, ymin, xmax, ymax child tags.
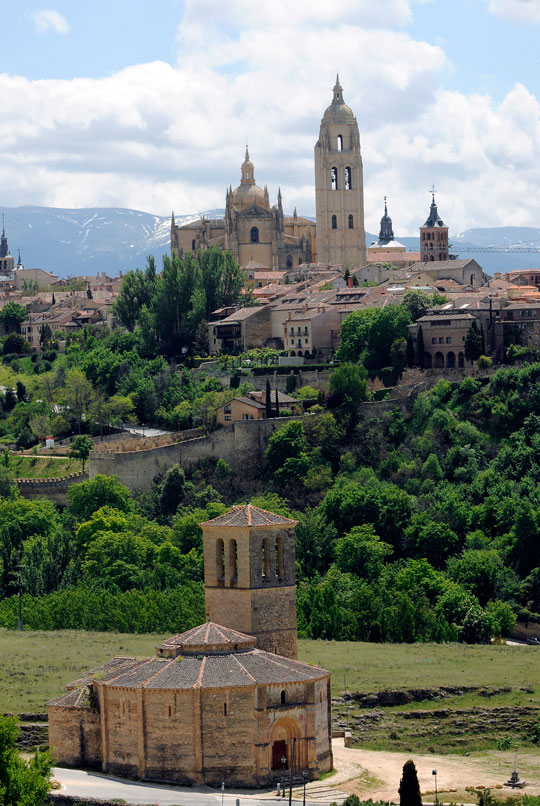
<box><xmin>348</xmin><ymin>276</ymin><xmax>353</xmax><ymax>288</ymax></box>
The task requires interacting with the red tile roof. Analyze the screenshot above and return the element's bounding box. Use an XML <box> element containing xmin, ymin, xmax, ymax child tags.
<box><xmin>199</xmin><ymin>503</ymin><xmax>297</xmax><ymax>528</ymax></box>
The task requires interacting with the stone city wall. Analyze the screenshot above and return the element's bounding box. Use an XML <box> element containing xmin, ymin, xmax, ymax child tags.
<box><xmin>88</xmin><ymin>417</ymin><xmax>301</xmax><ymax>491</ymax></box>
<box><xmin>16</xmin><ymin>472</ymin><xmax>88</xmax><ymax>506</ymax></box>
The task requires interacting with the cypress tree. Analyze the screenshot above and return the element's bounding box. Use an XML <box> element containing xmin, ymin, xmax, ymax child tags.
<box><xmin>416</xmin><ymin>325</ymin><xmax>425</xmax><ymax>369</ymax></box>
<box><xmin>265</xmin><ymin>379</ymin><xmax>272</xmax><ymax>419</ymax></box>
<box><xmin>464</xmin><ymin>320</ymin><xmax>482</xmax><ymax>364</ymax></box>
<box><xmin>399</xmin><ymin>760</ymin><xmax>422</xmax><ymax>806</ymax></box>
<box><xmin>406</xmin><ymin>334</ymin><xmax>415</xmax><ymax>368</ymax></box>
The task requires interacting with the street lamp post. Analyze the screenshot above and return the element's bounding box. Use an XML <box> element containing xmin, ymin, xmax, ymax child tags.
<box><xmin>302</xmin><ymin>770</ymin><xmax>308</xmax><ymax>806</ymax></box>
<box><xmin>288</xmin><ymin>738</ymin><xmax>296</xmax><ymax>806</ymax></box>
<box><xmin>432</xmin><ymin>769</ymin><xmax>438</xmax><ymax>806</ymax></box>
<box><xmin>281</xmin><ymin>756</ymin><xmax>287</xmax><ymax>798</ymax></box>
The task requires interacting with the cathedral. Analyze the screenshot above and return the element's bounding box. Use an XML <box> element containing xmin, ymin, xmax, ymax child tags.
<box><xmin>171</xmin><ymin>76</ymin><xmax>367</xmax><ymax>270</ymax></box>
<box><xmin>171</xmin><ymin>149</ymin><xmax>315</xmax><ymax>270</ymax></box>
<box><xmin>48</xmin><ymin>504</ymin><xmax>333</xmax><ymax>787</ymax></box>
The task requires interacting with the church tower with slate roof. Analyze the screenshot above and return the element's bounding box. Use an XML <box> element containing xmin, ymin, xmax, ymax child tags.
<box><xmin>201</xmin><ymin>504</ymin><xmax>298</xmax><ymax>660</ymax></box>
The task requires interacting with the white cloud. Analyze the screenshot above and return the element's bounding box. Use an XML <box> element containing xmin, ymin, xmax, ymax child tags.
<box><xmin>2</xmin><ymin>1</ymin><xmax>540</xmax><ymax>243</ymax></box>
<box><xmin>31</xmin><ymin>9</ymin><xmax>70</xmax><ymax>35</ymax></box>
<box><xmin>488</xmin><ymin>0</ymin><xmax>540</xmax><ymax>23</ymax></box>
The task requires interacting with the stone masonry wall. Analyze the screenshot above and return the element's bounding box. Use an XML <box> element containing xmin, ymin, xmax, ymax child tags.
<box><xmin>88</xmin><ymin>417</ymin><xmax>301</xmax><ymax>491</ymax></box>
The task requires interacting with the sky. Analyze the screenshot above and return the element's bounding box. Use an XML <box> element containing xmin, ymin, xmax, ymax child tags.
<box><xmin>2</xmin><ymin>0</ymin><xmax>540</xmax><ymax>236</ymax></box>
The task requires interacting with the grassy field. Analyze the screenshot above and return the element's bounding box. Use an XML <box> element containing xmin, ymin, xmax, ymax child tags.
<box><xmin>299</xmin><ymin>640</ymin><xmax>540</xmax><ymax>695</ymax></box>
<box><xmin>2</xmin><ymin>631</ymin><xmax>540</xmax><ymax>716</ymax></box>
<box><xmin>9</xmin><ymin>455</ymin><xmax>82</xmax><ymax>479</ymax></box>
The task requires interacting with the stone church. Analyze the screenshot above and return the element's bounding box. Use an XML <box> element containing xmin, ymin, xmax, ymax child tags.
<box><xmin>171</xmin><ymin>77</ymin><xmax>368</xmax><ymax>270</ymax></box>
<box><xmin>48</xmin><ymin>504</ymin><xmax>333</xmax><ymax>787</ymax></box>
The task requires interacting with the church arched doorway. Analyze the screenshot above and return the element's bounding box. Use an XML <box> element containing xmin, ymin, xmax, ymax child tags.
<box><xmin>434</xmin><ymin>352</ymin><xmax>444</xmax><ymax>368</ymax></box>
<box><xmin>446</xmin><ymin>351</ymin><xmax>456</xmax><ymax>368</ymax></box>
<box><xmin>270</xmin><ymin>716</ymin><xmax>304</xmax><ymax>770</ymax></box>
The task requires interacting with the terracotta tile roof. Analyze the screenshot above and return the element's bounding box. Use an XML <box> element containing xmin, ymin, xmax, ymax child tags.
<box><xmin>157</xmin><ymin>622</ymin><xmax>256</xmax><ymax>655</ymax></box>
<box><xmin>48</xmin><ymin>686</ymin><xmax>92</xmax><ymax>708</ymax></box>
<box><xmin>84</xmin><ymin>647</ymin><xmax>327</xmax><ymax>690</ymax></box>
<box><xmin>65</xmin><ymin>656</ymin><xmax>141</xmax><ymax>690</ymax></box>
<box><xmin>199</xmin><ymin>503</ymin><xmax>297</xmax><ymax>528</ymax></box>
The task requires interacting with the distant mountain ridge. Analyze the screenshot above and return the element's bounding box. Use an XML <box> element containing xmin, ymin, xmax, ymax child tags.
<box><xmin>1</xmin><ymin>206</ymin><xmax>539</xmax><ymax>277</ymax></box>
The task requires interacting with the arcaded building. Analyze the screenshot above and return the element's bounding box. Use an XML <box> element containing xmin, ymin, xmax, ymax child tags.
<box><xmin>48</xmin><ymin>504</ymin><xmax>333</xmax><ymax>787</ymax></box>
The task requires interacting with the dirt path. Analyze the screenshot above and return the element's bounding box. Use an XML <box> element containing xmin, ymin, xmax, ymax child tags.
<box><xmin>327</xmin><ymin>739</ymin><xmax>540</xmax><ymax>801</ymax></box>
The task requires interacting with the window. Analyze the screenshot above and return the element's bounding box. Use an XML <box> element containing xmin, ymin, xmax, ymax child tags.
<box><xmin>331</xmin><ymin>215</ymin><xmax>337</xmax><ymax>230</ymax></box>
<box><xmin>224</xmin><ymin>703</ymin><xmax>227</xmax><ymax>716</ymax></box>
<box><xmin>446</xmin><ymin>337</ymin><xmax>451</xmax><ymax>344</ymax></box>
<box><xmin>242</xmin><ymin>413</ymin><xmax>250</xmax><ymax>420</ymax></box>
<box><xmin>275</xmin><ymin>535</ymin><xmax>284</xmax><ymax>577</ymax></box>
<box><xmin>224</xmin><ymin>404</ymin><xmax>231</xmax><ymax>414</ymax></box>
<box><xmin>224</xmin><ymin>415</ymin><xmax>231</xmax><ymax>421</ymax></box>
<box><xmin>345</xmin><ymin>167</ymin><xmax>352</xmax><ymax>190</ymax></box>
<box><xmin>216</xmin><ymin>539</ymin><xmax>225</xmax><ymax>579</ymax></box>
<box><xmin>337</xmin><ymin>134</ymin><xmax>343</xmax><ymax>151</ymax></box>
<box><xmin>262</xmin><ymin>537</ymin><xmax>271</xmax><ymax>578</ymax></box>
<box><xmin>286</xmin><ymin>255</ymin><xmax>292</xmax><ymax>269</ymax></box>
<box><xmin>229</xmin><ymin>540</ymin><xmax>238</xmax><ymax>581</ymax></box>
<box><xmin>439</xmin><ymin>337</ymin><xmax>444</xmax><ymax>344</ymax></box>
<box><xmin>250</xmin><ymin>226</ymin><xmax>259</xmax><ymax>243</ymax></box>
<box><xmin>281</xmin><ymin>690</ymin><xmax>287</xmax><ymax>705</ymax></box>
<box><xmin>331</xmin><ymin>167</ymin><xmax>338</xmax><ymax>190</ymax></box>
<box><xmin>192</xmin><ymin>240</ymin><xmax>196</xmax><ymax>250</ymax></box>
<box><xmin>348</xmin><ymin>214</ymin><xmax>354</xmax><ymax>229</ymax></box>
<box><xmin>431</xmin><ymin>337</ymin><xmax>436</xmax><ymax>344</ymax></box>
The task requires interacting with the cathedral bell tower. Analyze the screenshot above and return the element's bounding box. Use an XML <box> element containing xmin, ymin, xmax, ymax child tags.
<box><xmin>314</xmin><ymin>76</ymin><xmax>366</xmax><ymax>268</ymax></box>
<box><xmin>200</xmin><ymin>504</ymin><xmax>298</xmax><ymax>660</ymax></box>
<box><xmin>420</xmin><ymin>192</ymin><xmax>449</xmax><ymax>262</ymax></box>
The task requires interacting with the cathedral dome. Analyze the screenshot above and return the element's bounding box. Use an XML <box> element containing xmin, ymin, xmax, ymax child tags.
<box><xmin>322</xmin><ymin>75</ymin><xmax>355</xmax><ymax>124</ymax></box>
<box><xmin>231</xmin><ymin>147</ymin><xmax>268</xmax><ymax>209</ymax></box>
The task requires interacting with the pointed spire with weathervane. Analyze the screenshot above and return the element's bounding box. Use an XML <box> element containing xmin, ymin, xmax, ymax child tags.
<box><xmin>378</xmin><ymin>197</ymin><xmax>395</xmax><ymax>245</ymax></box>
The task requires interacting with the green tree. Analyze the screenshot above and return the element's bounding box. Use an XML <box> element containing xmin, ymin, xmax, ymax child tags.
<box><xmin>0</xmin><ymin>714</ymin><xmax>53</xmax><ymax>806</ymax></box>
<box><xmin>336</xmin><ymin>308</ymin><xmax>381</xmax><ymax>362</ymax></box>
<box><xmin>416</xmin><ymin>324</ymin><xmax>425</xmax><ymax>369</ymax></box>
<box><xmin>39</xmin><ymin>324</ymin><xmax>52</xmax><ymax>345</ymax></box>
<box><xmin>464</xmin><ymin>320</ymin><xmax>483</xmax><ymax>364</ymax></box>
<box><xmin>406</xmin><ymin>334</ymin><xmax>415</xmax><ymax>368</ymax></box>
<box><xmin>3</xmin><ymin>334</ymin><xmax>30</xmax><ymax>356</ymax></box>
<box><xmin>69</xmin><ymin>434</ymin><xmax>94</xmax><ymax>472</ymax></box>
<box><xmin>334</xmin><ymin>524</ymin><xmax>392</xmax><ymax>580</ymax></box>
<box><xmin>0</xmin><ymin>302</ymin><xmax>27</xmax><ymax>334</ymax></box>
<box><xmin>266</xmin><ymin>420</ymin><xmax>307</xmax><ymax>475</ymax></box>
<box><xmin>63</xmin><ymin>369</ymin><xmax>94</xmax><ymax>433</ymax></box>
<box><xmin>402</xmin><ymin>289</ymin><xmax>431</xmax><ymax>322</ymax></box>
<box><xmin>365</xmin><ymin>305</ymin><xmax>412</xmax><ymax>371</ymax></box>
<box><xmin>328</xmin><ymin>363</ymin><xmax>369</xmax><ymax>430</ymax></box>
<box><xmin>158</xmin><ymin>465</ymin><xmax>187</xmax><ymax>517</ymax></box>
<box><xmin>399</xmin><ymin>760</ymin><xmax>422</xmax><ymax>806</ymax></box>
<box><xmin>265</xmin><ymin>379</ymin><xmax>272</xmax><ymax>419</ymax></box>
<box><xmin>67</xmin><ymin>474</ymin><xmax>133</xmax><ymax>523</ymax></box>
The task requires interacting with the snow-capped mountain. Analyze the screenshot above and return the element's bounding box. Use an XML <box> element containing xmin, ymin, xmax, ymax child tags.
<box><xmin>2</xmin><ymin>206</ymin><xmax>540</xmax><ymax>277</ymax></box>
<box><xmin>0</xmin><ymin>206</ymin><xmax>223</xmax><ymax>278</ymax></box>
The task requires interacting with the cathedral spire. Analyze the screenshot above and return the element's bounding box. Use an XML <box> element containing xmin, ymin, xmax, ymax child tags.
<box><xmin>378</xmin><ymin>196</ymin><xmax>394</xmax><ymax>245</ymax></box>
<box><xmin>0</xmin><ymin>216</ymin><xmax>8</xmax><ymax>259</ymax></box>
<box><xmin>332</xmin><ymin>73</ymin><xmax>343</xmax><ymax>104</ymax></box>
<box><xmin>241</xmin><ymin>146</ymin><xmax>255</xmax><ymax>186</ymax></box>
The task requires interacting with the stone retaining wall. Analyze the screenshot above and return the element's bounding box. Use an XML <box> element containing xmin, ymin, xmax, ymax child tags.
<box><xmin>16</xmin><ymin>471</ymin><xmax>88</xmax><ymax>505</ymax></box>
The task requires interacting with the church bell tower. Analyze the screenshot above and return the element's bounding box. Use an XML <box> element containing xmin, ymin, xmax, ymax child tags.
<box><xmin>200</xmin><ymin>504</ymin><xmax>298</xmax><ymax>660</ymax></box>
<box><xmin>314</xmin><ymin>76</ymin><xmax>366</xmax><ymax>268</ymax></box>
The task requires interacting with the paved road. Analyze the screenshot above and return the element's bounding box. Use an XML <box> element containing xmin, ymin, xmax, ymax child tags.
<box><xmin>53</xmin><ymin>768</ymin><xmax>322</xmax><ymax>806</ymax></box>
